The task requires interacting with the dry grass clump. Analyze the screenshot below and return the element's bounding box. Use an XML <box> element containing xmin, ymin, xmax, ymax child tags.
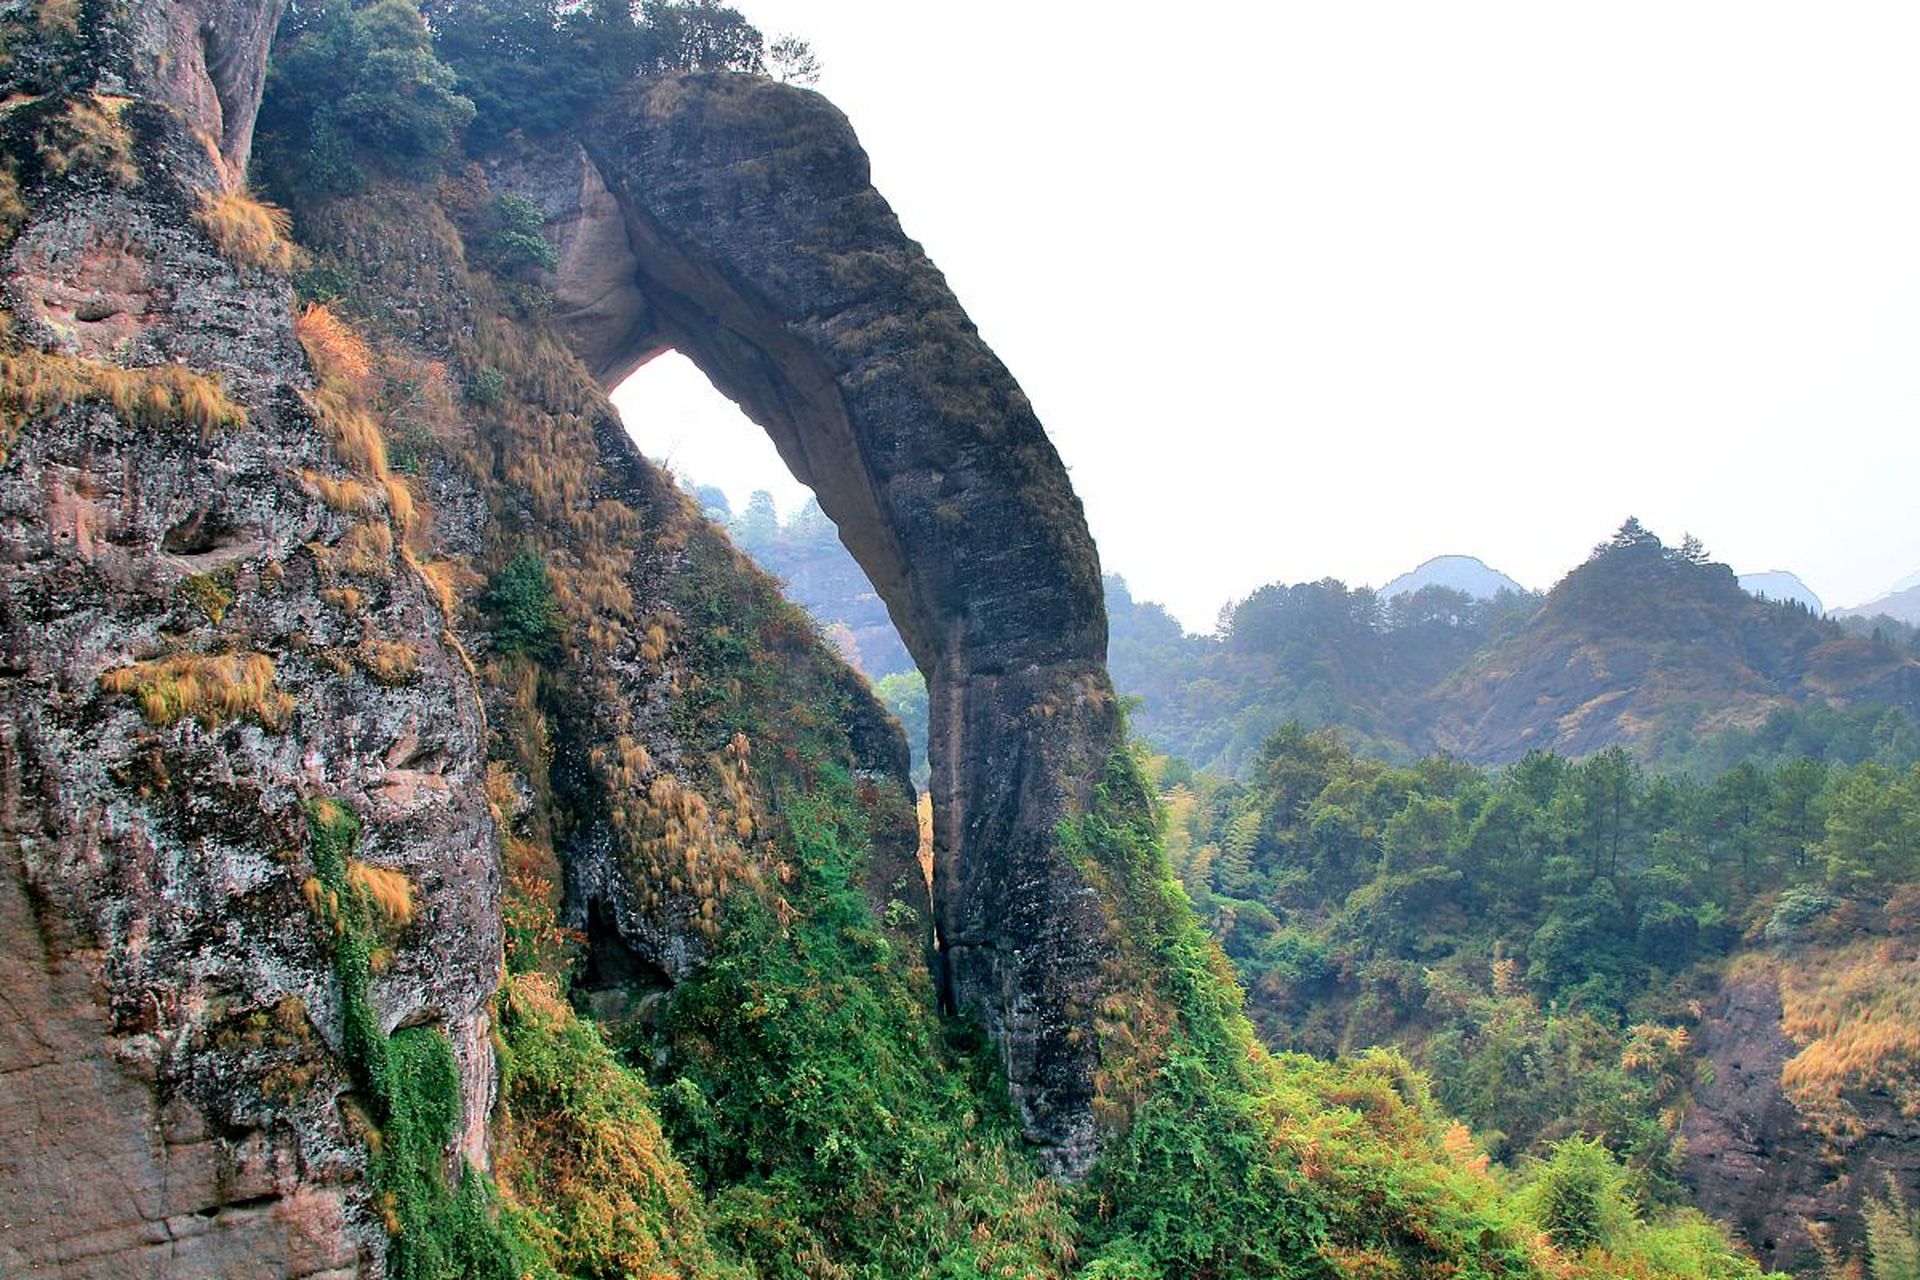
<box><xmin>0</xmin><ymin>349</ymin><xmax>246</xmax><ymax>447</ymax></box>
<box><xmin>98</xmin><ymin>650</ymin><xmax>292</xmax><ymax>729</ymax></box>
<box><xmin>296</xmin><ymin>303</ymin><xmax>373</xmax><ymax>386</ymax></box>
<box><xmin>347</xmin><ymin>859</ymin><xmax>415</xmax><ymax>926</ymax></box>
<box><xmin>295</xmin><ymin>306</ymin><xmax>417</xmax><ymax>536</ymax></box>
<box><xmin>382</xmin><ymin>474</ymin><xmax>415</xmax><ymax>530</ymax></box>
<box><xmin>495</xmin><ymin>971</ymin><xmax>722</xmax><ymax>1278</ymax></box>
<box><xmin>331</xmin><ymin>521</ymin><xmax>394</xmax><ymax>578</ymax></box>
<box><xmin>195</xmin><ymin>190</ymin><xmax>297</xmax><ymax>273</ymax></box>
<box><xmin>590</xmin><ymin>733</ymin><xmax>746</xmax><ymax>934</ymax></box>
<box><xmin>417</xmin><ymin>557</ymin><xmax>482</xmax><ymax>618</ymax></box>
<box><xmin>1779</xmin><ymin>939</ymin><xmax>1920</xmax><ymax>1139</ymax></box>
<box><xmin>38</xmin><ymin>94</ymin><xmax>136</xmax><ymax>187</ymax></box>
<box><xmin>302</xmin><ymin>469</ymin><xmax>382</xmax><ymax>515</ymax></box>
<box><xmin>354</xmin><ymin>638</ymin><xmax>419</xmax><ymax>685</ymax></box>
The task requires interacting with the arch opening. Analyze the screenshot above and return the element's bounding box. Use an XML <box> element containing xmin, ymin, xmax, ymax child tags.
<box><xmin>493</xmin><ymin>73</ymin><xmax>1124</xmax><ymax>1175</ymax></box>
<box><xmin>613</xmin><ymin>351</ymin><xmax>928</xmax><ymax>780</ymax></box>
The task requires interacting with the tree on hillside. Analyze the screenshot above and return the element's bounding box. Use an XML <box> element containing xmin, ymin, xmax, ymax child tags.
<box><xmin>257</xmin><ymin>0</ymin><xmax>476</xmax><ymax>196</ymax></box>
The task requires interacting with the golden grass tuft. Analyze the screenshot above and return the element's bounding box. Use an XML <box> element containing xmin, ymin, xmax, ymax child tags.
<box><xmin>296</xmin><ymin>303</ymin><xmax>373</xmax><ymax>388</ymax></box>
<box><xmin>302</xmin><ymin>874</ymin><xmax>342</xmax><ymax>929</ymax></box>
<box><xmin>382</xmin><ymin>474</ymin><xmax>415</xmax><ymax>530</ymax></box>
<box><xmin>38</xmin><ymin>94</ymin><xmax>136</xmax><ymax>187</ymax></box>
<box><xmin>347</xmin><ymin>859</ymin><xmax>415</xmax><ymax>927</ymax></box>
<box><xmin>195</xmin><ymin>189</ymin><xmax>297</xmax><ymax>273</ymax></box>
<box><xmin>0</xmin><ymin>349</ymin><xmax>246</xmax><ymax>447</ymax></box>
<box><xmin>98</xmin><ymin>650</ymin><xmax>292</xmax><ymax>730</ymax></box>
<box><xmin>417</xmin><ymin>557</ymin><xmax>482</xmax><ymax>618</ymax></box>
<box><xmin>305</xmin><ymin>386</ymin><xmax>390</xmax><ymax>482</ymax></box>
<box><xmin>1779</xmin><ymin>939</ymin><xmax>1920</xmax><ymax>1139</ymax></box>
<box><xmin>331</xmin><ymin>521</ymin><xmax>394</xmax><ymax>578</ymax></box>
<box><xmin>354</xmin><ymin>638</ymin><xmax>419</xmax><ymax>686</ymax></box>
<box><xmin>320</xmin><ymin>586</ymin><xmax>364</xmax><ymax>615</ymax></box>
<box><xmin>302</xmin><ymin>469</ymin><xmax>382</xmax><ymax>515</ymax></box>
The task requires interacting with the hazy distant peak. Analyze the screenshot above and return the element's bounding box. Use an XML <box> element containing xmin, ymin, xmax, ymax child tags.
<box><xmin>1380</xmin><ymin>555</ymin><xmax>1524</xmax><ymax>601</ymax></box>
<box><xmin>1835</xmin><ymin>580</ymin><xmax>1920</xmax><ymax>625</ymax></box>
<box><xmin>1737</xmin><ymin>570</ymin><xmax>1824</xmax><ymax>614</ymax></box>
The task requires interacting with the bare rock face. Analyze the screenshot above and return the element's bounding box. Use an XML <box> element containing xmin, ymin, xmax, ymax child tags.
<box><xmin>0</xmin><ymin>7</ymin><xmax>497</xmax><ymax>1276</ymax></box>
<box><xmin>1681</xmin><ymin>967</ymin><xmax>1920</xmax><ymax>1276</ymax></box>
<box><xmin>498</xmin><ymin>74</ymin><xmax>1125</xmax><ymax>1175</ymax></box>
<box><xmin>138</xmin><ymin>0</ymin><xmax>289</xmax><ymax>172</ymax></box>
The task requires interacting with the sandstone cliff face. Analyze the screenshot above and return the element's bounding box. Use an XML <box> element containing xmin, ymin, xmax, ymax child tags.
<box><xmin>8</xmin><ymin>19</ymin><xmax>1138</xmax><ymax>1280</ymax></box>
<box><xmin>494</xmin><ymin>74</ymin><xmax>1125</xmax><ymax>1175</ymax></box>
<box><xmin>1681</xmin><ymin>961</ymin><xmax>1920</xmax><ymax>1277</ymax></box>
<box><xmin>0</xmin><ymin>8</ymin><xmax>496</xmax><ymax>1275</ymax></box>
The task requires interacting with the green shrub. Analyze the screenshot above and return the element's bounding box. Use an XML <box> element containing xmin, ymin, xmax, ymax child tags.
<box><xmin>1518</xmin><ymin>1136</ymin><xmax>1639</xmax><ymax>1253</ymax></box>
<box><xmin>483</xmin><ymin>548</ymin><xmax>558</xmax><ymax>657</ymax></box>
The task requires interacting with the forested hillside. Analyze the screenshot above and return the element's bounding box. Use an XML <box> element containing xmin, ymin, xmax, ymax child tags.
<box><xmin>1157</xmin><ymin>724</ymin><xmax>1920</xmax><ymax>1274</ymax></box>
<box><xmin>1109</xmin><ymin>523</ymin><xmax>1920</xmax><ymax>775</ymax></box>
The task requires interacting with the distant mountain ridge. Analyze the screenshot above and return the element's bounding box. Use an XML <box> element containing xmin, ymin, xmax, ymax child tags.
<box><xmin>1379</xmin><ymin>554</ymin><xmax>1524</xmax><ymax>600</ymax></box>
<box><xmin>1738</xmin><ymin>570</ymin><xmax>1824</xmax><ymax>614</ymax></box>
<box><xmin>1108</xmin><ymin>522</ymin><xmax>1920</xmax><ymax>771</ymax></box>
<box><xmin>1836</xmin><ymin>575</ymin><xmax>1920</xmax><ymax>626</ymax></box>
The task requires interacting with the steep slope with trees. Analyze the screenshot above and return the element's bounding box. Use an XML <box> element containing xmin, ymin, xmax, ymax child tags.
<box><xmin>1157</xmin><ymin>724</ymin><xmax>1920</xmax><ymax>1276</ymax></box>
<box><xmin>1415</xmin><ymin>521</ymin><xmax>1920</xmax><ymax>763</ymax></box>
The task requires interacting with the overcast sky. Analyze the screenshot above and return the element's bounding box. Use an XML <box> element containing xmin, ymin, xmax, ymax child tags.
<box><xmin>612</xmin><ymin>2</ymin><xmax>1920</xmax><ymax>632</ymax></box>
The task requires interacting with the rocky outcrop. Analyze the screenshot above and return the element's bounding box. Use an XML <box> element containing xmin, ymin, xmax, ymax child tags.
<box><xmin>1681</xmin><ymin>964</ymin><xmax>1920</xmax><ymax>1276</ymax></box>
<box><xmin>9</xmin><ymin>32</ymin><xmax>1127</xmax><ymax>1276</ymax></box>
<box><xmin>1680</xmin><ymin>974</ymin><xmax>1835</xmax><ymax>1275</ymax></box>
<box><xmin>0</xmin><ymin>7</ymin><xmax>497</xmax><ymax>1275</ymax></box>
<box><xmin>495</xmin><ymin>74</ymin><xmax>1124</xmax><ymax>1174</ymax></box>
<box><xmin>143</xmin><ymin>0</ymin><xmax>289</xmax><ymax>172</ymax></box>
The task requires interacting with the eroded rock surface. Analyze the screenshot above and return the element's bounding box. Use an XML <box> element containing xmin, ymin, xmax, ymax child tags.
<box><xmin>0</xmin><ymin>8</ymin><xmax>496</xmax><ymax>1276</ymax></box>
<box><xmin>498</xmin><ymin>74</ymin><xmax>1124</xmax><ymax>1174</ymax></box>
<box><xmin>1681</xmin><ymin>967</ymin><xmax>1920</xmax><ymax>1276</ymax></box>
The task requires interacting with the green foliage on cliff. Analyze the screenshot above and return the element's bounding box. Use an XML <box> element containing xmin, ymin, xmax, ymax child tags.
<box><xmin>1157</xmin><ymin>721</ymin><xmax>1920</xmax><ymax>1218</ymax></box>
<box><xmin>1066</xmin><ymin>748</ymin><xmax>1760</xmax><ymax>1280</ymax></box>
<box><xmin>646</xmin><ymin>765</ymin><xmax>1077</xmax><ymax>1278</ymax></box>
<box><xmin>495</xmin><ymin>972</ymin><xmax>732</xmax><ymax>1279</ymax></box>
<box><xmin>305</xmin><ymin>800</ymin><xmax>531</xmax><ymax>1280</ymax></box>
<box><xmin>482</xmin><ymin>546</ymin><xmax>558</xmax><ymax>656</ymax></box>
<box><xmin>257</xmin><ymin>0</ymin><xmax>476</xmax><ymax>196</ymax></box>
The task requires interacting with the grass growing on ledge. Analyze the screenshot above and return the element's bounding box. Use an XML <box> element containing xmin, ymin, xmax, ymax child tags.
<box><xmin>0</xmin><ymin>349</ymin><xmax>246</xmax><ymax>449</ymax></box>
<box><xmin>495</xmin><ymin>972</ymin><xmax>734</xmax><ymax>1279</ymax></box>
<box><xmin>99</xmin><ymin>650</ymin><xmax>292</xmax><ymax>729</ymax></box>
<box><xmin>36</xmin><ymin>93</ymin><xmax>137</xmax><ymax>187</ymax></box>
<box><xmin>196</xmin><ymin>189</ymin><xmax>299</xmax><ymax>273</ymax></box>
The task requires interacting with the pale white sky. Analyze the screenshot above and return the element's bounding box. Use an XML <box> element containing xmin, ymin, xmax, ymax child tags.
<box><xmin>614</xmin><ymin>2</ymin><xmax>1920</xmax><ymax>632</ymax></box>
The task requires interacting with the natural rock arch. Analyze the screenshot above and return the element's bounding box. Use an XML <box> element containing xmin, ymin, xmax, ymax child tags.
<box><xmin>493</xmin><ymin>73</ymin><xmax>1123</xmax><ymax>1174</ymax></box>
